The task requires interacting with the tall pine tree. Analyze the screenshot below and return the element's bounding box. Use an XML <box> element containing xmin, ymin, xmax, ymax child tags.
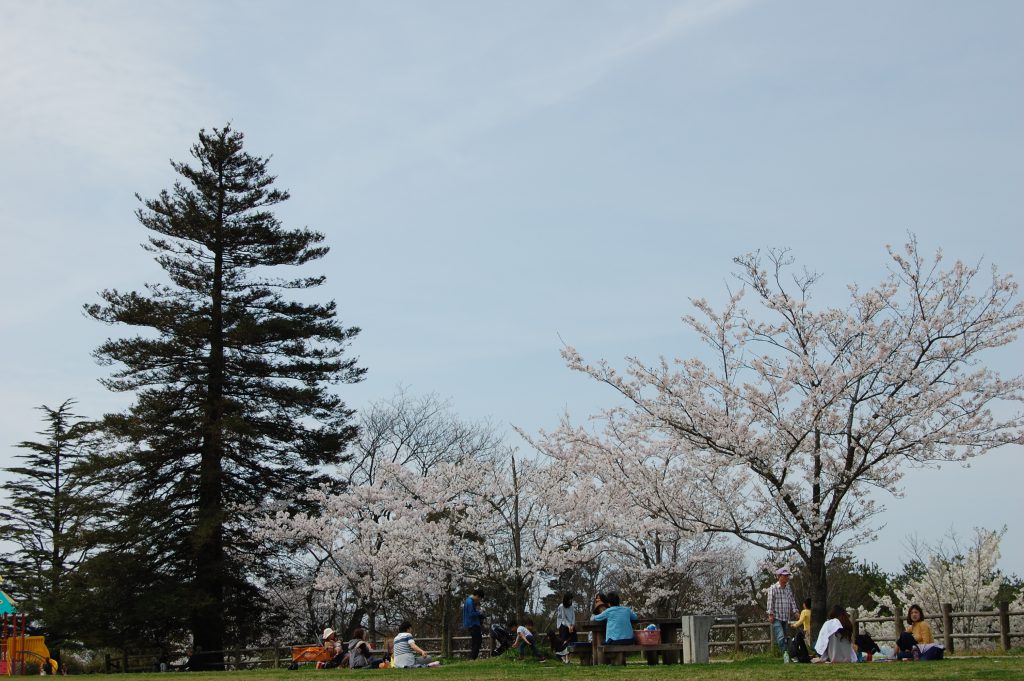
<box><xmin>85</xmin><ymin>125</ymin><xmax>364</xmax><ymax>666</ymax></box>
<box><xmin>0</xmin><ymin>400</ymin><xmax>107</xmax><ymax>662</ymax></box>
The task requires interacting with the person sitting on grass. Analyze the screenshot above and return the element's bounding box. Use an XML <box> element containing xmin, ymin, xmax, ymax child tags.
<box><xmin>514</xmin><ymin>618</ymin><xmax>547</xmax><ymax>661</ymax></box>
<box><xmin>320</xmin><ymin>628</ymin><xmax>347</xmax><ymax>668</ymax></box>
<box><xmin>393</xmin><ymin>621</ymin><xmax>439</xmax><ymax>668</ymax></box>
<box><xmin>592</xmin><ymin>592</ymin><xmax>638</xmax><ymax>645</ymax></box>
<box><xmin>812</xmin><ymin>605</ymin><xmax>856</xmax><ymax>663</ymax></box>
<box><xmin>347</xmin><ymin>628</ymin><xmax>385</xmax><ymax>669</ymax></box>
<box><xmin>896</xmin><ymin>604</ymin><xmax>943</xmax><ymax>660</ymax></box>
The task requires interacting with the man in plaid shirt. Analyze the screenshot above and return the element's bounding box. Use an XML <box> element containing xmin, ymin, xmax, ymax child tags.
<box><xmin>767</xmin><ymin>566</ymin><xmax>799</xmax><ymax>659</ymax></box>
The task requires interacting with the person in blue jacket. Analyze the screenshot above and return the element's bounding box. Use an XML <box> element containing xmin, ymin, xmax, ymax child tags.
<box><xmin>462</xmin><ymin>589</ymin><xmax>484</xmax><ymax>659</ymax></box>
<box><xmin>592</xmin><ymin>592</ymin><xmax>638</xmax><ymax>644</ymax></box>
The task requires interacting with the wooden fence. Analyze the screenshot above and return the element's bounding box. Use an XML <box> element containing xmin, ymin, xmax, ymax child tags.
<box><xmin>99</xmin><ymin>602</ymin><xmax>1023</xmax><ymax>672</ymax></box>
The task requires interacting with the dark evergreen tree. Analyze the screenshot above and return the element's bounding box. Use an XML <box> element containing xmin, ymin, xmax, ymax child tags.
<box><xmin>0</xmin><ymin>400</ymin><xmax>107</xmax><ymax>663</ymax></box>
<box><xmin>84</xmin><ymin>125</ymin><xmax>365</xmax><ymax>667</ymax></box>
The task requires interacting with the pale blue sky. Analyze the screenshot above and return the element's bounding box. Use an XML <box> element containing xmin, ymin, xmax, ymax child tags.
<box><xmin>1</xmin><ymin>0</ymin><xmax>1022</xmax><ymax>575</ymax></box>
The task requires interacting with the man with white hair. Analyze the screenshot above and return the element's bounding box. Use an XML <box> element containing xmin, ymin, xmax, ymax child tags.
<box><xmin>767</xmin><ymin>567</ymin><xmax>799</xmax><ymax>661</ymax></box>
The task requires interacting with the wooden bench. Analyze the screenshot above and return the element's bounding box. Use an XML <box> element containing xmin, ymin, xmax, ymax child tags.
<box><xmin>596</xmin><ymin>642</ymin><xmax>687</xmax><ymax>666</ymax></box>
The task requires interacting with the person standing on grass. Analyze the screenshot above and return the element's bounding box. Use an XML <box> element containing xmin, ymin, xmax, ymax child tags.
<box><xmin>462</xmin><ymin>589</ymin><xmax>484</xmax><ymax>660</ymax></box>
<box><xmin>792</xmin><ymin>598</ymin><xmax>812</xmax><ymax>647</ymax></box>
<box><xmin>767</xmin><ymin>566</ymin><xmax>799</xmax><ymax>661</ymax></box>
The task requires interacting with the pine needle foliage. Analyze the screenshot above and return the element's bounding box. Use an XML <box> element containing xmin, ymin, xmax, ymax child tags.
<box><xmin>84</xmin><ymin>125</ymin><xmax>365</xmax><ymax>664</ymax></box>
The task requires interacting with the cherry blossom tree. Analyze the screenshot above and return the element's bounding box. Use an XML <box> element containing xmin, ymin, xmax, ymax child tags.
<box><xmin>520</xmin><ymin>424</ymin><xmax>746</xmax><ymax>615</ymax></box>
<box><xmin>474</xmin><ymin>451</ymin><xmax>605</xmax><ymax>623</ymax></box>
<box><xmin>863</xmin><ymin>527</ymin><xmax>1019</xmax><ymax>645</ymax></box>
<box><xmin>254</xmin><ymin>391</ymin><xmax>505</xmax><ymax>640</ymax></box>
<box><xmin>533</xmin><ymin>238</ymin><xmax>1024</xmax><ymax>632</ymax></box>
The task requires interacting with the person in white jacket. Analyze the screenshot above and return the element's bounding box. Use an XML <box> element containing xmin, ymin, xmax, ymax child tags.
<box><xmin>813</xmin><ymin>606</ymin><xmax>857</xmax><ymax>663</ymax></box>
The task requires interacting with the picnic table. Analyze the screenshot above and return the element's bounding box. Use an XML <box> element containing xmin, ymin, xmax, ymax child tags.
<box><xmin>575</xmin><ymin>617</ymin><xmax>686</xmax><ymax>665</ymax></box>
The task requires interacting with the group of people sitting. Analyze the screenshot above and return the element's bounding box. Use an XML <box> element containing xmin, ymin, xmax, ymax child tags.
<box><xmin>772</xmin><ymin>566</ymin><xmax>942</xmax><ymax>663</ymax></box>
<box><xmin>319</xmin><ymin>623</ymin><xmax>441</xmax><ymax>669</ymax></box>
<box><xmin>500</xmin><ymin>590</ymin><xmax>642</xmax><ymax>663</ymax></box>
<box><xmin>809</xmin><ymin>602</ymin><xmax>940</xmax><ymax>663</ymax></box>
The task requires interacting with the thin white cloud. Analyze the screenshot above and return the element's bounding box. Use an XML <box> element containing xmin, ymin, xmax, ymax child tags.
<box><xmin>327</xmin><ymin>0</ymin><xmax>759</xmax><ymax>190</ymax></box>
<box><xmin>0</xmin><ymin>1</ymin><xmax>218</xmax><ymax>175</ymax></box>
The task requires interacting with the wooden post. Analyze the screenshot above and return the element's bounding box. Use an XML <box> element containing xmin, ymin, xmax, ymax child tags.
<box><xmin>104</xmin><ymin>654</ymin><xmax>111</xmax><ymax>674</ymax></box>
<box><xmin>941</xmin><ymin>603</ymin><xmax>953</xmax><ymax>654</ymax></box>
<box><xmin>734</xmin><ymin>620</ymin><xmax>741</xmax><ymax>654</ymax></box>
<box><xmin>439</xmin><ymin>593</ymin><xmax>450</xmax><ymax>658</ymax></box>
<box><xmin>851</xmin><ymin>607</ymin><xmax>859</xmax><ymax>640</ymax></box>
<box><xmin>999</xmin><ymin>601</ymin><xmax>1011</xmax><ymax>652</ymax></box>
<box><xmin>894</xmin><ymin>605</ymin><xmax>903</xmax><ymax>639</ymax></box>
<box><xmin>273</xmin><ymin>642</ymin><xmax>280</xmax><ymax>669</ymax></box>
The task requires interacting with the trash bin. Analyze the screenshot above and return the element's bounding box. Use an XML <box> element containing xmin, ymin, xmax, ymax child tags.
<box><xmin>679</xmin><ymin>615</ymin><xmax>714</xmax><ymax>664</ymax></box>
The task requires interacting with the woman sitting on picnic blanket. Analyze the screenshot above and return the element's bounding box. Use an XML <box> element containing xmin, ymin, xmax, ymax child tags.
<box><xmin>896</xmin><ymin>604</ymin><xmax>943</xmax><ymax>660</ymax></box>
<box><xmin>347</xmin><ymin>628</ymin><xmax>386</xmax><ymax>669</ymax></box>
<box><xmin>592</xmin><ymin>592</ymin><xmax>638</xmax><ymax>645</ymax></box>
<box><xmin>812</xmin><ymin>605</ymin><xmax>857</xmax><ymax>663</ymax></box>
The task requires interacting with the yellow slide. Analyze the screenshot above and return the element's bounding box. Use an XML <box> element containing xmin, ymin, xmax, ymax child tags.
<box><xmin>3</xmin><ymin>637</ymin><xmax>57</xmax><ymax>675</ymax></box>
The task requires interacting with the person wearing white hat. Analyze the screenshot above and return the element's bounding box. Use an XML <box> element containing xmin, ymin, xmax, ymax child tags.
<box><xmin>320</xmin><ymin>627</ymin><xmax>345</xmax><ymax>668</ymax></box>
<box><xmin>767</xmin><ymin>567</ymin><xmax>799</xmax><ymax>661</ymax></box>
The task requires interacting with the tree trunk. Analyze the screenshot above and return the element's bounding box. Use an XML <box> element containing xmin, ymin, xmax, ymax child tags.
<box><xmin>439</xmin><ymin>592</ymin><xmax>452</xmax><ymax>657</ymax></box>
<box><xmin>193</xmin><ymin>223</ymin><xmax>226</xmax><ymax>670</ymax></box>
<box><xmin>193</xmin><ymin>433</ymin><xmax>225</xmax><ymax>670</ymax></box>
<box><xmin>193</xmin><ymin>468</ymin><xmax>225</xmax><ymax>669</ymax></box>
<box><xmin>807</xmin><ymin>541</ymin><xmax>828</xmax><ymax>642</ymax></box>
<box><xmin>345</xmin><ymin>607</ymin><xmax>366</xmax><ymax>638</ymax></box>
<box><xmin>510</xmin><ymin>456</ymin><xmax>527</xmax><ymax>622</ymax></box>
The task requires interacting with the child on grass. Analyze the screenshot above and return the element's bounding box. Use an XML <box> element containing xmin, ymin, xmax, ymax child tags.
<box><xmin>791</xmin><ymin>598</ymin><xmax>812</xmax><ymax>647</ymax></box>
<box><xmin>514</xmin><ymin>619</ymin><xmax>546</xmax><ymax>661</ymax></box>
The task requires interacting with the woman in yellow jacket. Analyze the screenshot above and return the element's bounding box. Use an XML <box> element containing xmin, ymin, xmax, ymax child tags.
<box><xmin>907</xmin><ymin>604</ymin><xmax>934</xmax><ymax>644</ymax></box>
<box><xmin>896</xmin><ymin>603</ymin><xmax>935</xmax><ymax>660</ymax></box>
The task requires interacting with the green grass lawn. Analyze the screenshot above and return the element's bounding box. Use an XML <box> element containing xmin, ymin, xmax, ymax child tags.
<box><xmin>78</xmin><ymin>655</ymin><xmax>1024</xmax><ymax>681</ymax></box>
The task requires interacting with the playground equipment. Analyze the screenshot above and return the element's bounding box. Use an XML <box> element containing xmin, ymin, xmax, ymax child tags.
<box><xmin>0</xmin><ymin>590</ymin><xmax>15</xmax><ymax>617</ymax></box>
<box><xmin>1</xmin><ymin>611</ymin><xmax>58</xmax><ymax>675</ymax></box>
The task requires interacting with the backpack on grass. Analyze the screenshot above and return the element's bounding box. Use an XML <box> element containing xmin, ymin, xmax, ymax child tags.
<box><xmin>787</xmin><ymin>635</ymin><xmax>811</xmax><ymax>663</ymax></box>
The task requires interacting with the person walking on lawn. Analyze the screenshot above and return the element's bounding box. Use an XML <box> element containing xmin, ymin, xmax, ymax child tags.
<box><xmin>767</xmin><ymin>566</ymin><xmax>800</xmax><ymax>662</ymax></box>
